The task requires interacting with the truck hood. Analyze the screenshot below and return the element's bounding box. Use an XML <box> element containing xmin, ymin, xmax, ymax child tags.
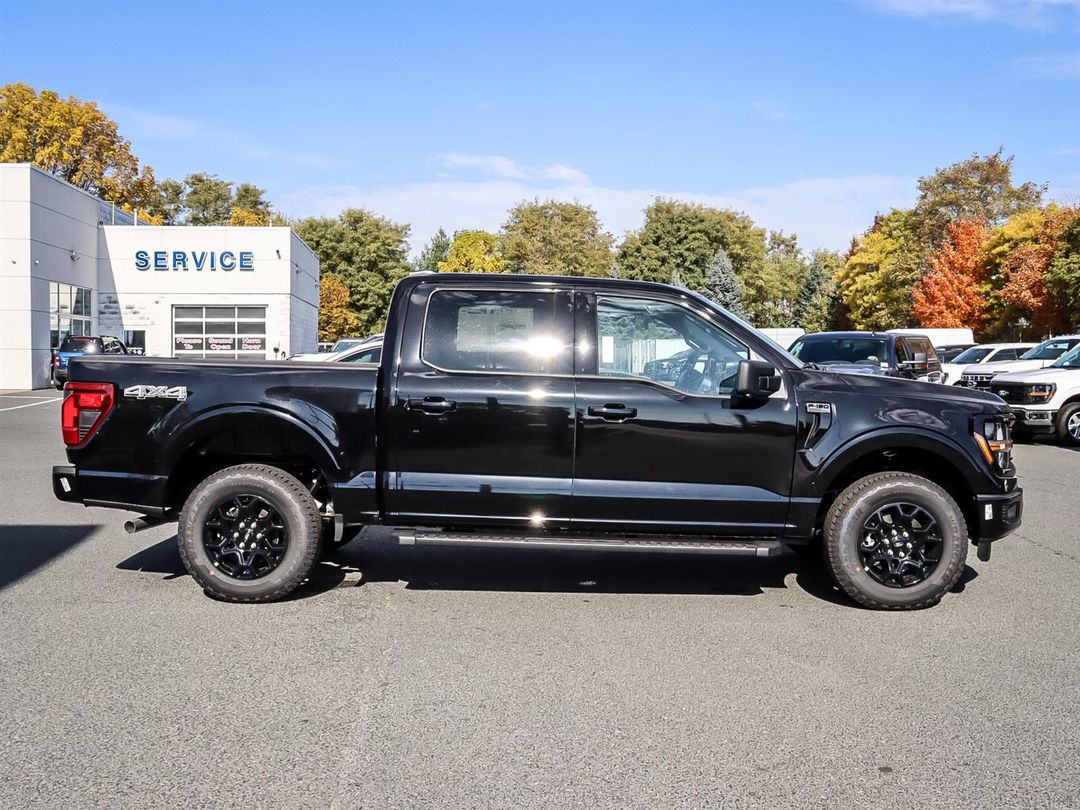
<box><xmin>991</xmin><ymin>367</ymin><xmax>1080</xmax><ymax>384</ymax></box>
<box><xmin>795</xmin><ymin>366</ymin><xmax>1004</xmax><ymax>407</ymax></box>
<box><xmin>959</xmin><ymin>358</ymin><xmax>1051</xmax><ymax>377</ymax></box>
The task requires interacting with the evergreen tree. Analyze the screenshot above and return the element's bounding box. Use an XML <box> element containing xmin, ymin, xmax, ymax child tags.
<box><xmin>670</xmin><ymin>268</ymin><xmax>686</xmax><ymax>289</ymax></box>
<box><xmin>702</xmin><ymin>248</ymin><xmax>746</xmax><ymax>317</ymax></box>
<box><xmin>415</xmin><ymin>227</ymin><xmax>452</xmax><ymax>272</ymax></box>
<box><xmin>795</xmin><ymin>249</ymin><xmax>842</xmax><ymax>332</ymax></box>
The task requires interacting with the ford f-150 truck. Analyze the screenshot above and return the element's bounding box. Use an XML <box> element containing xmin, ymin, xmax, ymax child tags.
<box><xmin>52</xmin><ymin>273</ymin><xmax>1022</xmax><ymax>609</ymax></box>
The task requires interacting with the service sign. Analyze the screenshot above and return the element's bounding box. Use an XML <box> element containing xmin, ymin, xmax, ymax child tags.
<box><xmin>135</xmin><ymin>250</ymin><xmax>254</xmax><ymax>272</ymax></box>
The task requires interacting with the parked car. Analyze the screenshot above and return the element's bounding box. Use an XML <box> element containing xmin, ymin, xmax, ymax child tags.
<box><xmin>987</xmin><ymin>344</ymin><xmax>1080</xmax><ymax>446</ymax></box>
<box><xmin>935</xmin><ymin>344</ymin><xmax>977</xmax><ymax>364</ymax></box>
<box><xmin>787</xmin><ymin>331</ymin><xmax>943</xmax><ymax>383</ymax></box>
<box><xmin>941</xmin><ymin>343</ymin><xmax>1036</xmax><ymax>385</ymax></box>
<box><xmin>53</xmin><ymin>273</ymin><xmax>1022</xmax><ymax>609</ymax></box>
<box><xmin>50</xmin><ymin>335</ymin><xmax>129</xmax><ymax>389</ymax></box>
<box><xmin>287</xmin><ymin>334</ymin><xmax>383</xmax><ymax>362</ymax></box>
<box><xmin>958</xmin><ymin>335</ymin><xmax>1080</xmax><ymax>390</ymax></box>
<box><xmin>326</xmin><ymin>340</ymin><xmax>381</xmax><ymax>365</ymax></box>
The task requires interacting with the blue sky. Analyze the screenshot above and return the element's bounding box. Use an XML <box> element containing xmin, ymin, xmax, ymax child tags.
<box><xmin>3</xmin><ymin>0</ymin><xmax>1079</xmax><ymax>253</ymax></box>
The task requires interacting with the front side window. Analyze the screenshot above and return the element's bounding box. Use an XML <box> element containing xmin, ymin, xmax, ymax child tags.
<box><xmin>422</xmin><ymin>289</ymin><xmax>571</xmax><ymax>374</ymax></box>
<box><xmin>954</xmin><ymin>347</ymin><xmax>992</xmax><ymax>364</ymax></box>
<box><xmin>596</xmin><ymin>296</ymin><xmax>748</xmax><ymax>395</ymax></box>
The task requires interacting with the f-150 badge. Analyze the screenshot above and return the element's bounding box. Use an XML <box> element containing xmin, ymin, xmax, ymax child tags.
<box><xmin>123</xmin><ymin>385</ymin><xmax>188</xmax><ymax>402</ymax></box>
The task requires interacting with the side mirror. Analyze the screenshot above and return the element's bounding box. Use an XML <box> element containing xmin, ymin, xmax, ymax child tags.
<box><xmin>902</xmin><ymin>351</ymin><xmax>929</xmax><ymax>371</ymax></box>
<box><xmin>735</xmin><ymin>359</ymin><xmax>781</xmax><ymax>398</ymax></box>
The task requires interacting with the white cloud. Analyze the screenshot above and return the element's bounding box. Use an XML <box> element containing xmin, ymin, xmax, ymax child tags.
<box><xmin>278</xmin><ymin>172</ymin><xmax>916</xmax><ymax>256</ymax></box>
<box><xmin>440</xmin><ymin>153</ymin><xmax>531</xmax><ymax>179</ymax></box>
<box><xmin>1016</xmin><ymin>53</ymin><xmax>1080</xmax><ymax>79</ymax></box>
<box><xmin>862</xmin><ymin>0</ymin><xmax>1080</xmax><ymax>27</ymax></box>
<box><xmin>103</xmin><ymin>103</ymin><xmax>202</xmax><ymax>140</ymax></box>
<box><xmin>542</xmin><ymin>164</ymin><xmax>593</xmax><ymax>184</ymax></box>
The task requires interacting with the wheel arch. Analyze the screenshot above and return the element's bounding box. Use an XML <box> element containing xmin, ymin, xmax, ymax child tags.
<box><xmin>162</xmin><ymin>406</ymin><xmax>344</xmax><ymax>512</ymax></box>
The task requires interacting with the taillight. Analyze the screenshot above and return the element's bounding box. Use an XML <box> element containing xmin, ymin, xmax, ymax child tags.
<box><xmin>53</xmin><ymin>355</ymin><xmax>60</xmax><ymax>367</ymax></box>
<box><xmin>61</xmin><ymin>382</ymin><xmax>115</xmax><ymax>447</ymax></box>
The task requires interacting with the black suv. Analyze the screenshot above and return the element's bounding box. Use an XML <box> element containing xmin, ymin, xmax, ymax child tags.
<box><xmin>788</xmin><ymin>331</ymin><xmax>943</xmax><ymax>383</ymax></box>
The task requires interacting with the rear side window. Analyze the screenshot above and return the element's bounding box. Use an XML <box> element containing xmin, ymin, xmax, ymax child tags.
<box><xmin>421</xmin><ymin>289</ymin><xmax>571</xmax><ymax>374</ymax></box>
<box><xmin>59</xmin><ymin>337</ymin><xmax>103</xmax><ymax>353</ymax></box>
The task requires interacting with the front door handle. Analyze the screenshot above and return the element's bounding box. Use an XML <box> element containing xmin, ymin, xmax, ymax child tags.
<box><xmin>407</xmin><ymin>396</ymin><xmax>457</xmax><ymax>415</ymax></box>
<box><xmin>587</xmin><ymin>404</ymin><xmax>637</xmax><ymax>421</ymax></box>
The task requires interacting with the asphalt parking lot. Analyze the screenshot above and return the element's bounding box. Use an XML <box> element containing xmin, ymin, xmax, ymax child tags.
<box><xmin>1</xmin><ymin>390</ymin><xmax>1078</xmax><ymax>810</ymax></box>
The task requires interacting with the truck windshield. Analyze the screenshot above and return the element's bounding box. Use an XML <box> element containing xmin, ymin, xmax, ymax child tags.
<box><xmin>951</xmin><ymin>346</ymin><xmax>994</xmax><ymax>364</ymax></box>
<box><xmin>58</xmin><ymin>337</ymin><xmax>103</xmax><ymax>353</ymax></box>
<box><xmin>789</xmin><ymin>337</ymin><xmax>888</xmax><ymax>366</ymax></box>
<box><xmin>1021</xmin><ymin>339</ymin><xmax>1078</xmax><ymax>360</ymax></box>
<box><xmin>1052</xmin><ymin>345</ymin><xmax>1080</xmax><ymax>369</ymax></box>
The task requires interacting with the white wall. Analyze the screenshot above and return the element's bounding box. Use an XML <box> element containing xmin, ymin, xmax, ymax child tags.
<box><xmin>0</xmin><ymin>165</ymin><xmax>102</xmax><ymax>389</ymax></box>
<box><xmin>0</xmin><ymin>165</ymin><xmax>320</xmax><ymax>389</ymax></box>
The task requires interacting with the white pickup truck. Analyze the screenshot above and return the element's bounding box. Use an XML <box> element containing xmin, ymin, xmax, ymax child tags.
<box><xmin>959</xmin><ymin>335</ymin><xmax>1080</xmax><ymax>391</ymax></box>
<box><xmin>988</xmin><ymin>343</ymin><xmax>1080</xmax><ymax>446</ymax></box>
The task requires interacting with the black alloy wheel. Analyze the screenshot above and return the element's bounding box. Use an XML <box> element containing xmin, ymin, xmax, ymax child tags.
<box><xmin>858</xmin><ymin>502</ymin><xmax>942</xmax><ymax>588</ymax></box>
<box><xmin>203</xmin><ymin>494</ymin><xmax>289</xmax><ymax>579</ymax></box>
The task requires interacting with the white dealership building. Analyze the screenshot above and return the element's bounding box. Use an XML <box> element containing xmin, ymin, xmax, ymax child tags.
<box><xmin>0</xmin><ymin>164</ymin><xmax>320</xmax><ymax>390</ymax></box>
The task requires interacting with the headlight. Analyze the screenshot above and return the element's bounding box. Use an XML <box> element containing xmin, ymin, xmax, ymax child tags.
<box><xmin>974</xmin><ymin>415</ymin><xmax>1014</xmax><ymax>474</ymax></box>
<box><xmin>1027</xmin><ymin>383</ymin><xmax>1056</xmax><ymax>401</ymax></box>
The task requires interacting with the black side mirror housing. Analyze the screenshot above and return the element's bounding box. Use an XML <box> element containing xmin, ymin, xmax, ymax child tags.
<box><xmin>735</xmin><ymin>359</ymin><xmax>781</xmax><ymax>398</ymax></box>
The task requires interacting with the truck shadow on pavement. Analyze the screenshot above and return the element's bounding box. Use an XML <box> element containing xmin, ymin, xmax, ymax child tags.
<box><xmin>0</xmin><ymin>524</ymin><xmax>101</xmax><ymax>592</ymax></box>
<box><xmin>115</xmin><ymin>530</ymin><xmax>978</xmax><ymax>608</ymax></box>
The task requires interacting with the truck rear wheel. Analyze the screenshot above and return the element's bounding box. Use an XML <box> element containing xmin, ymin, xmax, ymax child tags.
<box><xmin>1057</xmin><ymin>403</ymin><xmax>1080</xmax><ymax>447</ymax></box>
<box><xmin>823</xmin><ymin>472</ymin><xmax>967</xmax><ymax>610</ymax></box>
<box><xmin>178</xmin><ymin>464</ymin><xmax>322</xmax><ymax>602</ymax></box>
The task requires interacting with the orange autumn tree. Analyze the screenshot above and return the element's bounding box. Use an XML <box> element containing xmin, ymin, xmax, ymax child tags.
<box><xmin>999</xmin><ymin>206</ymin><xmax>1076</xmax><ymax>336</ymax></box>
<box><xmin>912</xmin><ymin>219</ymin><xmax>989</xmax><ymax>329</ymax></box>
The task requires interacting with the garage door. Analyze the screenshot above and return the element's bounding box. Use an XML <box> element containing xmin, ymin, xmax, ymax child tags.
<box><xmin>173</xmin><ymin>305</ymin><xmax>268</xmax><ymax>359</ymax></box>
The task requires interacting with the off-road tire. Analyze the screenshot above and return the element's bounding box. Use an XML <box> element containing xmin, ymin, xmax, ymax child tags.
<box><xmin>1056</xmin><ymin>402</ymin><xmax>1080</xmax><ymax>447</ymax></box>
<box><xmin>179</xmin><ymin>464</ymin><xmax>322</xmax><ymax>602</ymax></box>
<box><xmin>823</xmin><ymin>472</ymin><xmax>968</xmax><ymax>610</ymax></box>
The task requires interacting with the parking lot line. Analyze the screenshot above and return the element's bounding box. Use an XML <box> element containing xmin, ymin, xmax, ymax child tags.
<box><xmin>0</xmin><ymin>399</ymin><xmax>57</xmax><ymax>412</ymax></box>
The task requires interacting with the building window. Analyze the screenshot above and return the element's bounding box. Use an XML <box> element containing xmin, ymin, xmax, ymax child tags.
<box><xmin>49</xmin><ymin>282</ymin><xmax>93</xmax><ymax>349</ymax></box>
<box><xmin>123</xmin><ymin>330</ymin><xmax>147</xmax><ymax>356</ymax></box>
<box><xmin>172</xmin><ymin>305</ymin><xmax>267</xmax><ymax>359</ymax></box>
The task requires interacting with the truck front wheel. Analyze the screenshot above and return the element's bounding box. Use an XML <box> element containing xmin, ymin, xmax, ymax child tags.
<box><xmin>1057</xmin><ymin>403</ymin><xmax>1080</xmax><ymax>447</ymax></box>
<box><xmin>178</xmin><ymin>464</ymin><xmax>322</xmax><ymax>602</ymax></box>
<box><xmin>823</xmin><ymin>472</ymin><xmax>968</xmax><ymax>610</ymax></box>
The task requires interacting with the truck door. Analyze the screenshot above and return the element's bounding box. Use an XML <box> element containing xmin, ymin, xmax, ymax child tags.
<box><xmin>383</xmin><ymin>282</ymin><xmax>576</xmax><ymax>530</ymax></box>
<box><xmin>571</xmin><ymin>290</ymin><xmax>798</xmax><ymax>537</ymax></box>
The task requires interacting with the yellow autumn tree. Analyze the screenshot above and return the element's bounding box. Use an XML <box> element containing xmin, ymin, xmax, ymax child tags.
<box><xmin>0</xmin><ymin>83</ymin><xmax>156</xmax><ymax>208</ymax></box>
<box><xmin>438</xmin><ymin>230</ymin><xmax>508</xmax><ymax>273</ymax></box>
<box><xmin>229</xmin><ymin>208</ymin><xmax>269</xmax><ymax>226</ymax></box>
<box><xmin>318</xmin><ymin>274</ymin><xmax>361</xmax><ymax>342</ymax></box>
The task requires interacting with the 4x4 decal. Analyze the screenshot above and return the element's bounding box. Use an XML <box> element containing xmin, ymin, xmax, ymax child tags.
<box><xmin>123</xmin><ymin>385</ymin><xmax>188</xmax><ymax>402</ymax></box>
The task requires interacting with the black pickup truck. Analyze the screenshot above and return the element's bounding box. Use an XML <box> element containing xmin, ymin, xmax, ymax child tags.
<box><xmin>53</xmin><ymin>273</ymin><xmax>1022</xmax><ymax>609</ymax></box>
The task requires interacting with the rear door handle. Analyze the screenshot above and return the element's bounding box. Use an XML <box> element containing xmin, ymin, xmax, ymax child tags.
<box><xmin>587</xmin><ymin>404</ymin><xmax>637</xmax><ymax>421</ymax></box>
<box><xmin>407</xmin><ymin>396</ymin><xmax>457</xmax><ymax>414</ymax></box>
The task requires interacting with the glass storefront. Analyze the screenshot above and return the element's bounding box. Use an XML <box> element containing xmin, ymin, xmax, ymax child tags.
<box><xmin>49</xmin><ymin>282</ymin><xmax>93</xmax><ymax>349</ymax></box>
<box><xmin>172</xmin><ymin>305</ymin><xmax>268</xmax><ymax>359</ymax></box>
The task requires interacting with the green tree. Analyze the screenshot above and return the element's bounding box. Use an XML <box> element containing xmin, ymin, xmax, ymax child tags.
<box><xmin>793</xmin><ymin>249</ymin><xmax>842</xmax><ymax>333</ymax></box>
<box><xmin>913</xmin><ymin>149</ymin><xmax>1044</xmax><ymax>246</ymax></box>
<box><xmin>294</xmin><ymin>208</ymin><xmax>412</xmax><ymax>334</ymax></box>
<box><xmin>231</xmin><ymin>182</ymin><xmax>270</xmax><ymax>223</ymax></box>
<box><xmin>616</xmin><ymin>199</ymin><xmax>766</xmax><ymax>293</ymax></box>
<box><xmin>0</xmin><ymin>82</ymin><xmax>157</xmax><ymax>208</ymax></box>
<box><xmin>701</xmin><ymin>248</ymin><xmax>746</xmax><ymax>317</ymax></box>
<box><xmin>438</xmin><ymin>230</ymin><xmax>507</xmax><ymax>273</ymax></box>
<box><xmin>743</xmin><ymin>231</ymin><xmax>807</xmax><ymax>327</ymax></box>
<box><xmin>415</xmin><ymin>227</ymin><xmax>452</xmax><ymax>272</ymax></box>
<box><xmin>145</xmin><ymin>178</ymin><xmax>185</xmax><ymax>225</ymax></box>
<box><xmin>183</xmin><ymin>172</ymin><xmax>234</xmax><ymax>225</ymax></box>
<box><xmin>318</xmin><ymin>274</ymin><xmax>361</xmax><ymax>342</ymax></box>
<box><xmin>499</xmin><ymin>199</ymin><xmax>614</xmax><ymax>276</ymax></box>
<box><xmin>1045</xmin><ymin>214</ymin><xmax>1080</xmax><ymax>328</ymax></box>
<box><xmin>837</xmin><ymin>210</ymin><xmax>922</xmax><ymax>330</ymax></box>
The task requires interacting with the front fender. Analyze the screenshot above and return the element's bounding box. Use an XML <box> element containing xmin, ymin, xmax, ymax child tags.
<box><xmin>807</xmin><ymin>426</ymin><xmax>994</xmax><ymax>497</ymax></box>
